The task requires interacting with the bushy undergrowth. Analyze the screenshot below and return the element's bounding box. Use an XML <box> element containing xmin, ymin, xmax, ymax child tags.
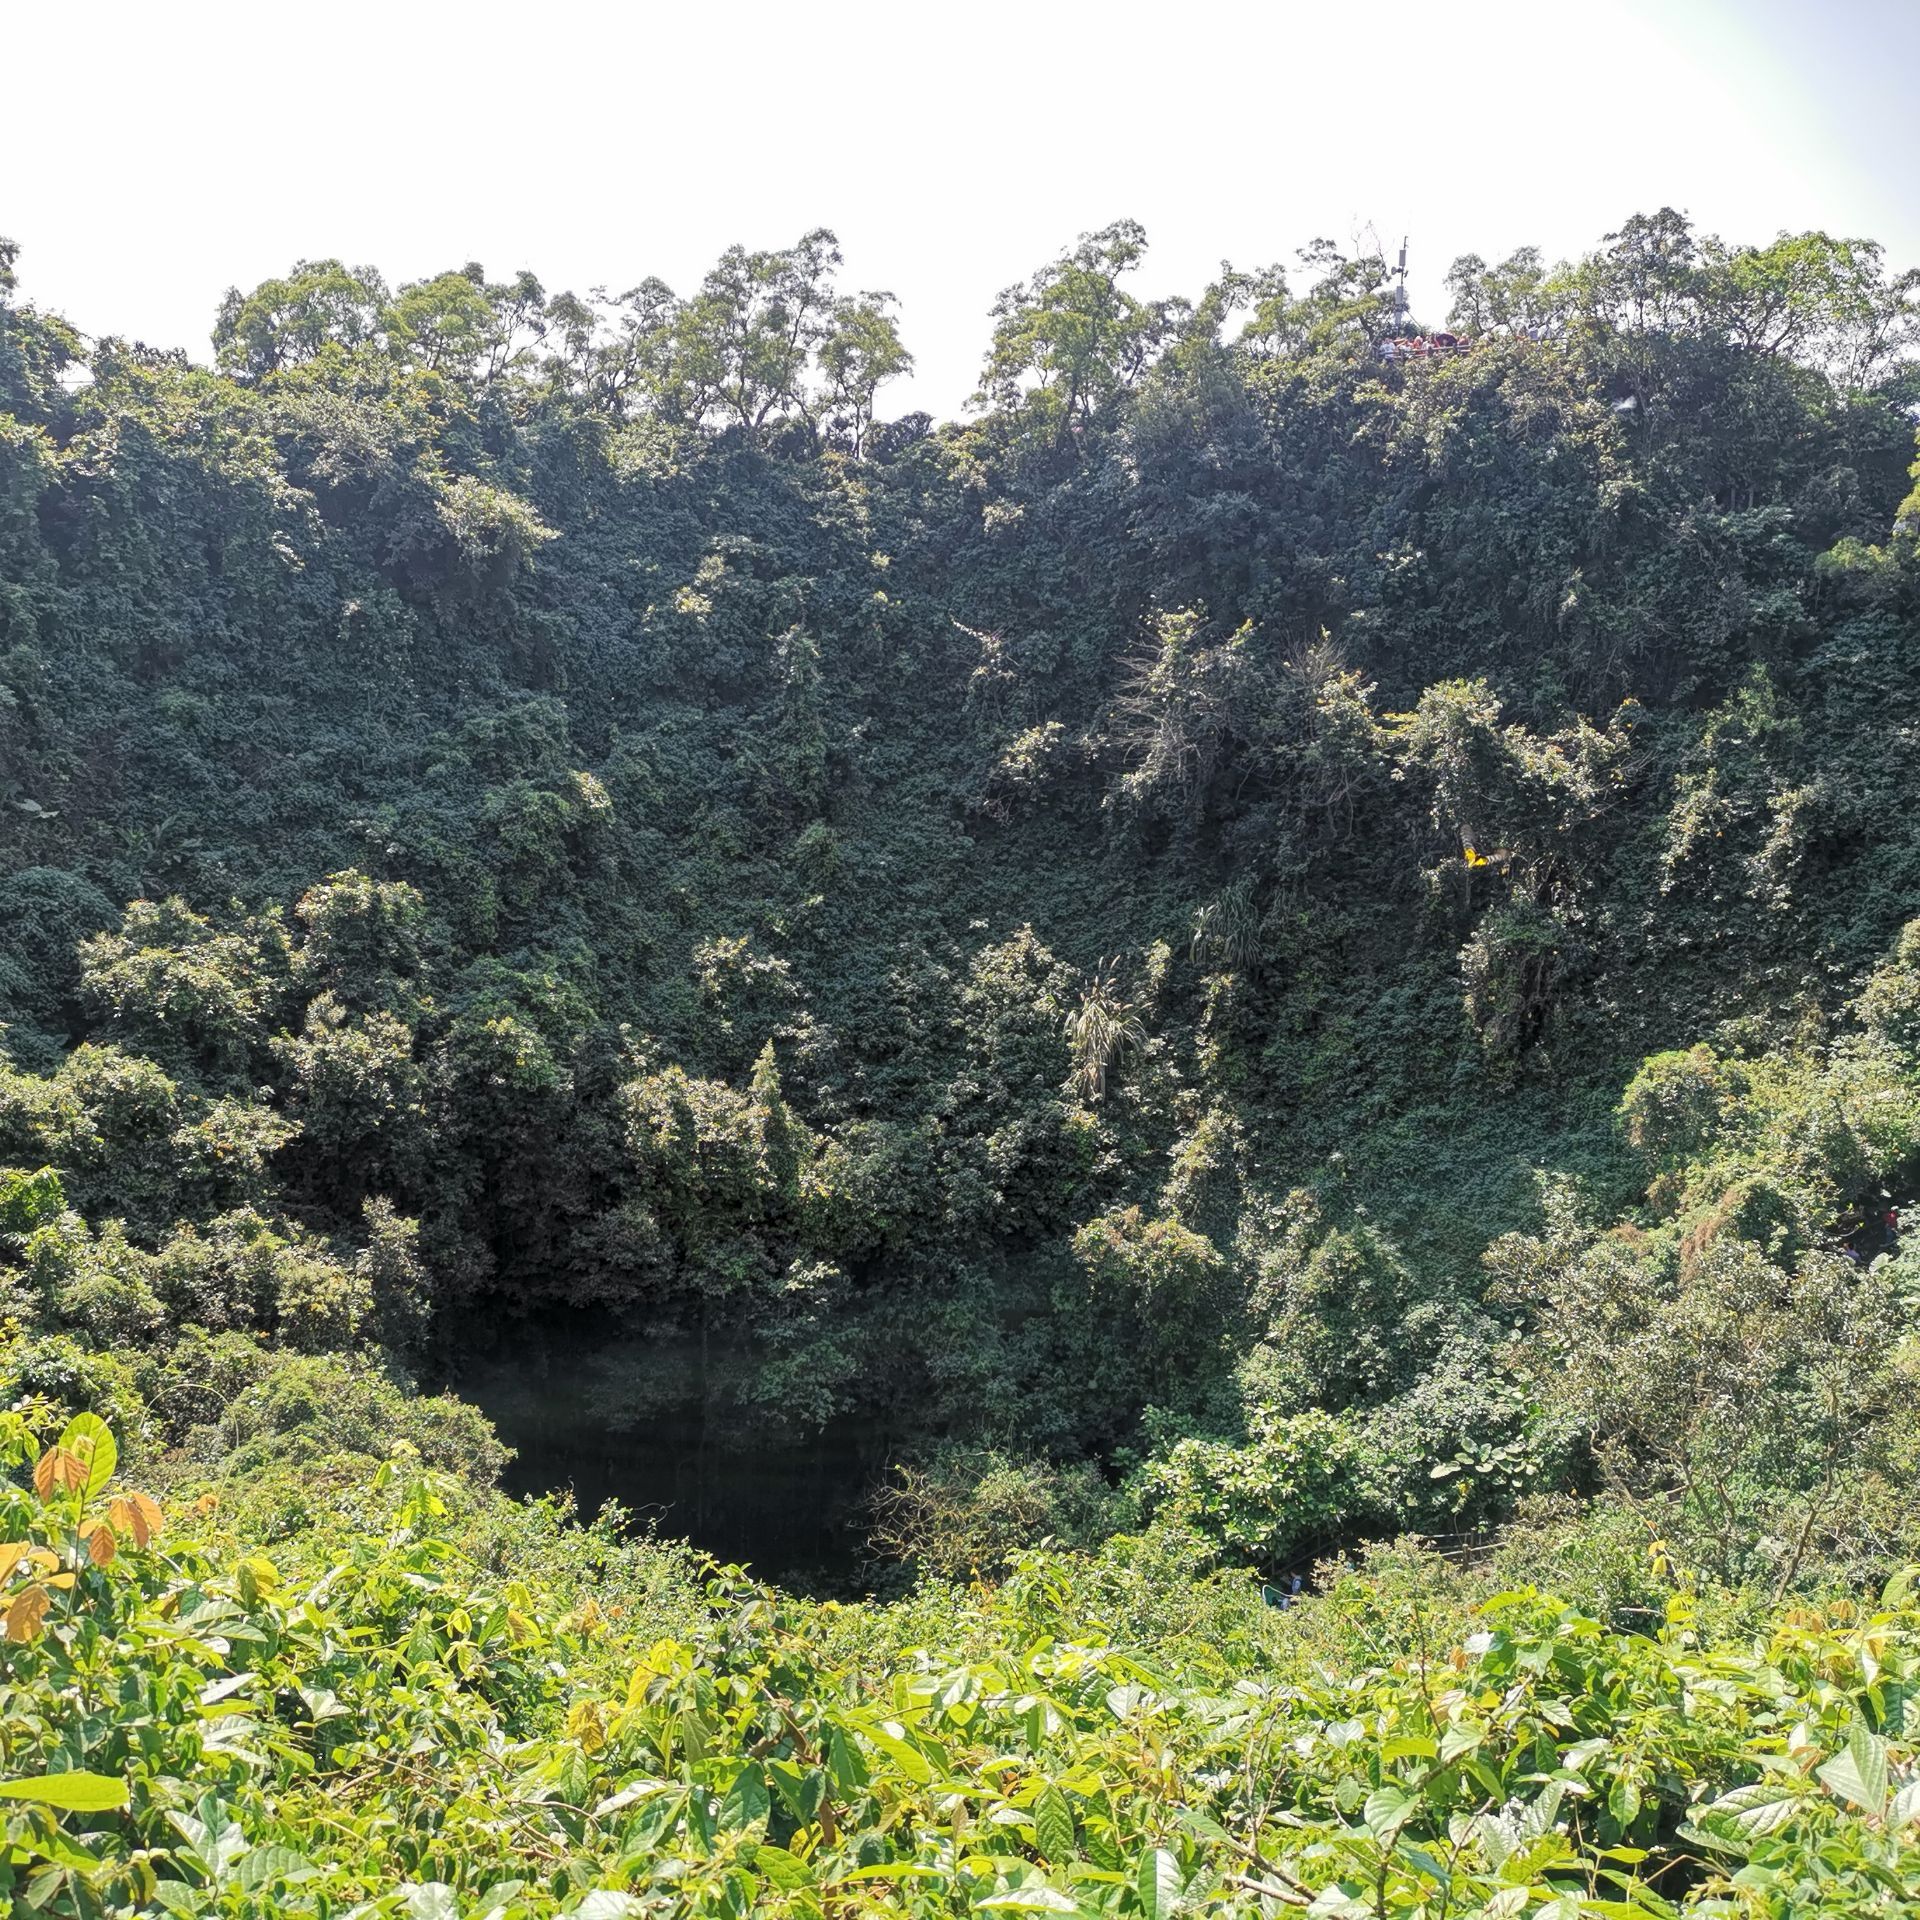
<box><xmin>8</xmin><ymin>1417</ymin><xmax>1920</xmax><ymax>1916</ymax></box>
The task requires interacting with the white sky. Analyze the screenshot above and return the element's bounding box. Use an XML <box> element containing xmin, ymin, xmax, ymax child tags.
<box><xmin>5</xmin><ymin>0</ymin><xmax>1915</xmax><ymax>418</ymax></box>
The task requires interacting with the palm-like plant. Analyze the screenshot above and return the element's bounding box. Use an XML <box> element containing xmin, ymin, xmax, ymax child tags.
<box><xmin>1067</xmin><ymin>960</ymin><xmax>1147</xmax><ymax>1102</ymax></box>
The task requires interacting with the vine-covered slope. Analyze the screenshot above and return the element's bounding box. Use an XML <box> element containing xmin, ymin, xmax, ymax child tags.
<box><xmin>4</xmin><ymin>218</ymin><xmax>1920</xmax><ymax>1911</ymax></box>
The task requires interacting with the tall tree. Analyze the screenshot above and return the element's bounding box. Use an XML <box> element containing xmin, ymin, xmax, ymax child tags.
<box><xmin>977</xmin><ymin>220</ymin><xmax>1177</xmax><ymax>444</ymax></box>
<box><xmin>676</xmin><ymin>229</ymin><xmax>844</xmax><ymax>438</ymax></box>
<box><xmin>213</xmin><ymin>259</ymin><xmax>389</xmax><ymax>376</ymax></box>
<box><xmin>817</xmin><ymin>290</ymin><xmax>912</xmax><ymax>456</ymax></box>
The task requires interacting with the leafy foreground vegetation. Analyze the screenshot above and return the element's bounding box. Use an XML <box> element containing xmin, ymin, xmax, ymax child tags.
<box><xmin>4</xmin><ymin>211</ymin><xmax>1920</xmax><ymax>1907</ymax></box>
<box><xmin>10</xmin><ymin>1409</ymin><xmax>1920</xmax><ymax>1917</ymax></box>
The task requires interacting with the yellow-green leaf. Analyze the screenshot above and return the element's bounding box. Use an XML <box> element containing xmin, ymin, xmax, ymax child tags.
<box><xmin>58</xmin><ymin>1414</ymin><xmax>116</xmax><ymax>1499</ymax></box>
<box><xmin>0</xmin><ymin>1771</ymin><xmax>129</xmax><ymax>1811</ymax></box>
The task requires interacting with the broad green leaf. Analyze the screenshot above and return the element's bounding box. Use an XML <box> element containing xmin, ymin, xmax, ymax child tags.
<box><xmin>748</xmin><ymin>1844</ymin><xmax>810</xmax><ymax>1890</ymax></box>
<box><xmin>400</xmin><ymin>1885</ymin><xmax>459</xmax><ymax>1920</ymax></box>
<box><xmin>1475</xmin><ymin>1810</ymin><xmax>1514</xmax><ymax>1871</ymax></box>
<box><xmin>571</xmin><ymin>1894</ymin><xmax>644</xmax><ymax>1919</ymax></box>
<box><xmin>198</xmin><ymin>1672</ymin><xmax>255</xmax><ymax>1710</ymax></box>
<box><xmin>826</xmin><ymin>1725</ymin><xmax>868</xmax><ymax>1796</ymax></box>
<box><xmin>1882</xmin><ymin>1676</ymin><xmax>1917</xmax><ymax>1737</ymax></box>
<box><xmin>1698</xmin><ymin>1780</ymin><xmax>1799</xmax><ymax>1839</ymax></box>
<box><xmin>231</xmin><ymin>1845</ymin><xmax>312</xmax><ymax>1890</ymax></box>
<box><xmin>1364</xmin><ymin>1784</ymin><xmax>1418</xmax><ymax>1838</ymax></box>
<box><xmin>592</xmin><ymin>1780</ymin><xmax>669</xmax><ymax>1819</ymax></box>
<box><xmin>977</xmin><ymin>1889</ymin><xmax>1077</xmax><ymax>1913</ymax></box>
<box><xmin>1136</xmin><ymin>1845</ymin><xmax>1182</xmax><ymax>1920</ymax></box>
<box><xmin>1519</xmin><ymin>1778</ymin><xmax>1566</xmax><ymax>1840</ymax></box>
<box><xmin>175</xmin><ymin>1794</ymin><xmax>250</xmax><ymax>1876</ymax></box>
<box><xmin>57</xmin><ymin>1413</ymin><xmax>116</xmax><ymax>1498</ymax></box>
<box><xmin>719</xmin><ymin>1762</ymin><xmax>769</xmax><ymax>1832</ymax></box>
<box><xmin>1817</xmin><ymin>1727</ymin><xmax>1889</xmax><ymax>1815</ymax></box>
<box><xmin>0</xmin><ymin>1772</ymin><xmax>129</xmax><ymax>1812</ymax></box>
<box><xmin>555</xmin><ymin>1742</ymin><xmax>594</xmax><ymax>1810</ymax></box>
<box><xmin>862</xmin><ymin>1725</ymin><xmax>933</xmax><ymax>1784</ymax></box>
<box><xmin>1035</xmin><ymin>1784</ymin><xmax>1075</xmax><ymax>1863</ymax></box>
<box><xmin>767</xmin><ymin>1759</ymin><xmax>826</xmax><ymax>1822</ymax></box>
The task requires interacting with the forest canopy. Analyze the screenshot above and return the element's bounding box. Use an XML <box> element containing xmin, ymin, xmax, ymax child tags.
<box><xmin>3</xmin><ymin>205</ymin><xmax>1920</xmax><ymax>1909</ymax></box>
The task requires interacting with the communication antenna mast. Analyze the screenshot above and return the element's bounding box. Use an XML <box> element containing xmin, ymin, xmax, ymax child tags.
<box><xmin>1392</xmin><ymin>238</ymin><xmax>1410</xmax><ymax>325</ymax></box>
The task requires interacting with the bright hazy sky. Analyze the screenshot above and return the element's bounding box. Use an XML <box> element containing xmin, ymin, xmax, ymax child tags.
<box><xmin>6</xmin><ymin>0</ymin><xmax>1915</xmax><ymax>418</ymax></box>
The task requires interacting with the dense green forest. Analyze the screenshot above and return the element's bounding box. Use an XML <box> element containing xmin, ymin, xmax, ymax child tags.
<box><xmin>4</xmin><ymin>211</ymin><xmax>1920</xmax><ymax>1911</ymax></box>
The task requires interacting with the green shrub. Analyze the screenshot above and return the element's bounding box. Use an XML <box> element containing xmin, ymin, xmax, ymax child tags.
<box><xmin>272</xmin><ymin>1250</ymin><xmax>371</xmax><ymax>1352</ymax></box>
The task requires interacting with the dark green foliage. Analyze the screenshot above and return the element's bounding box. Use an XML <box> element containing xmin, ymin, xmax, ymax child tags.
<box><xmin>0</xmin><ymin>210</ymin><xmax>1916</xmax><ymax>1587</ymax></box>
<box><xmin>6</xmin><ymin>207</ymin><xmax>1920</xmax><ymax>1917</ymax></box>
